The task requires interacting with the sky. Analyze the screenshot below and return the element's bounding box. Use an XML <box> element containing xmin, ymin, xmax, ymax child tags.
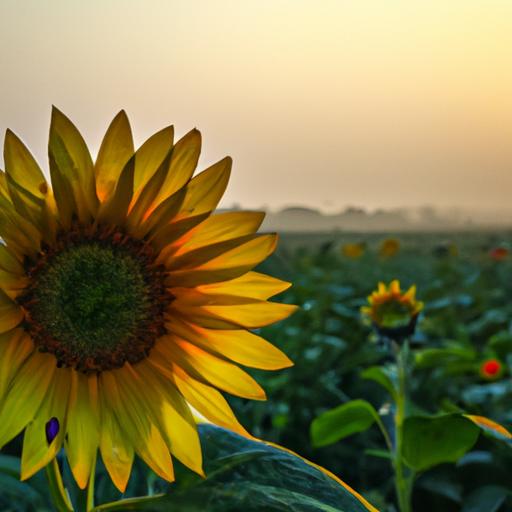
<box><xmin>0</xmin><ymin>0</ymin><xmax>511</xmax><ymax>213</ymax></box>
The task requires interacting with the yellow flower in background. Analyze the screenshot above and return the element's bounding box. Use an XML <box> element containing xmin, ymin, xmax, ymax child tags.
<box><xmin>0</xmin><ymin>108</ymin><xmax>296</xmax><ymax>491</ymax></box>
<box><xmin>379</xmin><ymin>238</ymin><xmax>400</xmax><ymax>258</ymax></box>
<box><xmin>342</xmin><ymin>242</ymin><xmax>365</xmax><ymax>259</ymax></box>
<box><xmin>361</xmin><ymin>280</ymin><xmax>423</xmax><ymax>338</ymax></box>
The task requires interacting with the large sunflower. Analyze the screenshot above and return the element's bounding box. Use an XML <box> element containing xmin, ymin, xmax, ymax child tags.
<box><xmin>0</xmin><ymin>108</ymin><xmax>296</xmax><ymax>491</ymax></box>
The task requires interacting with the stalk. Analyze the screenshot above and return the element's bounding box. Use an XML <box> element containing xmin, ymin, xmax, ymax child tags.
<box><xmin>45</xmin><ymin>458</ymin><xmax>74</xmax><ymax>512</ymax></box>
<box><xmin>393</xmin><ymin>341</ymin><xmax>413</xmax><ymax>512</ymax></box>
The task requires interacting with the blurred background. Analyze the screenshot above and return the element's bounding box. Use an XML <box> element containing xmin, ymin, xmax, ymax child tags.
<box><xmin>1</xmin><ymin>0</ymin><xmax>512</xmax><ymax>227</ymax></box>
<box><xmin>1</xmin><ymin>2</ymin><xmax>512</xmax><ymax>511</ymax></box>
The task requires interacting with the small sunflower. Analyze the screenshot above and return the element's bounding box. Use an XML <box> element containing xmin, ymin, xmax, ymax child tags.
<box><xmin>379</xmin><ymin>238</ymin><xmax>400</xmax><ymax>258</ymax></box>
<box><xmin>342</xmin><ymin>242</ymin><xmax>365</xmax><ymax>259</ymax></box>
<box><xmin>0</xmin><ymin>108</ymin><xmax>296</xmax><ymax>491</ymax></box>
<box><xmin>361</xmin><ymin>280</ymin><xmax>423</xmax><ymax>339</ymax></box>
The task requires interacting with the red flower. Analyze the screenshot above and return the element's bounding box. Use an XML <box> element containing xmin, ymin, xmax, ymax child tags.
<box><xmin>489</xmin><ymin>247</ymin><xmax>509</xmax><ymax>261</ymax></box>
<box><xmin>480</xmin><ymin>359</ymin><xmax>504</xmax><ymax>380</ymax></box>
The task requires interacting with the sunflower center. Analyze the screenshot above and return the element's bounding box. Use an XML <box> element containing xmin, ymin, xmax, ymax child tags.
<box><xmin>375</xmin><ymin>300</ymin><xmax>414</xmax><ymax>328</ymax></box>
<box><xmin>19</xmin><ymin>231</ymin><xmax>171</xmax><ymax>373</ymax></box>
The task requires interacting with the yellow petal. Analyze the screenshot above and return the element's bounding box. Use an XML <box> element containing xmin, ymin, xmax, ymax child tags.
<box><xmin>0</xmin><ymin>172</ymin><xmax>11</xmax><ymax>204</ymax></box>
<box><xmin>128</xmin><ymin>362</ymin><xmax>203</xmax><ymax>476</ymax></box>
<box><xmin>49</xmin><ymin>107</ymin><xmax>99</xmax><ymax>223</ymax></box>
<box><xmin>99</xmin><ymin>386</ymin><xmax>134</xmax><ymax>493</ymax></box>
<box><xmin>0</xmin><ymin>351</ymin><xmax>56</xmax><ymax>448</ymax></box>
<box><xmin>195</xmin><ymin>271</ymin><xmax>291</xmax><ymax>300</ymax></box>
<box><xmin>6</xmin><ymin>180</ymin><xmax>45</xmax><ymax>233</ymax></box>
<box><xmin>152</xmin><ymin>129</ymin><xmax>201</xmax><ymax>208</ymax></box>
<box><xmin>95</xmin><ymin>110</ymin><xmax>134</xmax><ymax>202</ymax></box>
<box><xmin>0</xmin><ymin>329</ymin><xmax>33</xmax><ymax>401</ymax></box>
<box><xmin>165</xmin><ymin>234</ymin><xmax>278</xmax><ymax>287</ymax></box>
<box><xmin>152</xmin><ymin>213</ymin><xmax>210</xmax><ymax>255</ymax></box>
<box><xmin>167</xmin><ymin>317</ymin><xmax>292</xmax><ymax>370</ymax></box>
<box><xmin>48</xmin><ymin>156</ymin><xmax>76</xmax><ymax>230</ymax></box>
<box><xmin>166</xmin><ymin>234</ymin><xmax>262</xmax><ymax>271</ymax></box>
<box><xmin>3</xmin><ymin>129</ymin><xmax>47</xmax><ymax>199</ymax></box>
<box><xmin>390</xmin><ymin>280</ymin><xmax>401</xmax><ymax>294</ymax></box>
<box><xmin>0</xmin><ymin>192</ymin><xmax>41</xmax><ymax>256</ymax></box>
<box><xmin>132</xmin><ymin>126</ymin><xmax>174</xmax><ymax>204</ymax></box>
<box><xmin>403</xmin><ymin>285</ymin><xmax>416</xmax><ymax>301</ymax></box>
<box><xmin>65</xmin><ymin>372</ymin><xmax>100</xmax><ymax>489</ymax></box>
<box><xmin>175</xmin><ymin>157</ymin><xmax>231</xmax><ymax>220</ymax></box>
<box><xmin>21</xmin><ymin>368</ymin><xmax>72</xmax><ymax>480</ymax></box>
<box><xmin>0</xmin><ymin>289</ymin><xmax>24</xmax><ymax>333</ymax></box>
<box><xmin>172</xmin><ymin>211</ymin><xmax>265</xmax><ymax>257</ymax></box>
<box><xmin>0</xmin><ymin>270</ymin><xmax>29</xmax><ymax>299</ymax></box>
<box><xmin>126</xmin><ymin>150</ymin><xmax>173</xmax><ymax>231</ymax></box>
<box><xmin>97</xmin><ymin>156</ymin><xmax>135</xmax><ymax>226</ymax></box>
<box><xmin>464</xmin><ymin>414</ymin><xmax>512</xmax><ymax>440</ymax></box>
<box><xmin>149</xmin><ymin>356</ymin><xmax>249</xmax><ymax>436</ymax></box>
<box><xmin>0</xmin><ymin>245</ymin><xmax>23</xmax><ymax>275</ymax></box>
<box><xmin>170</xmin><ymin>293</ymin><xmax>298</xmax><ymax>329</ymax></box>
<box><xmin>100</xmin><ymin>370</ymin><xmax>175</xmax><ymax>482</ymax></box>
<box><xmin>137</xmin><ymin>188</ymin><xmax>187</xmax><ymax>239</ymax></box>
<box><xmin>154</xmin><ymin>336</ymin><xmax>266</xmax><ymax>400</ymax></box>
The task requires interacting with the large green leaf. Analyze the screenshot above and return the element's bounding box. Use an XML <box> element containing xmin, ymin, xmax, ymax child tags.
<box><xmin>462</xmin><ymin>485</ymin><xmax>509</xmax><ymax>512</ymax></box>
<box><xmin>311</xmin><ymin>400</ymin><xmax>380</xmax><ymax>448</ymax></box>
<box><xmin>0</xmin><ymin>455</ymin><xmax>46</xmax><ymax>509</ymax></box>
<box><xmin>402</xmin><ymin>415</ymin><xmax>480</xmax><ymax>471</ymax></box>
<box><xmin>94</xmin><ymin>424</ymin><xmax>376</xmax><ymax>512</ymax></box>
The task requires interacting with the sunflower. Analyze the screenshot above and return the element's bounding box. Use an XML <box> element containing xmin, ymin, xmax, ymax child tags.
<box><xmin>378</xmin><ymin>238</ymin><xmax>400</xmax><ymax>258</ymax></box>
<box><xmin>0</xmin><ymin>108</ymin><xmax>296</xmax><ymax>491</ymax></box>
<box><xmin>361</xmin><ymin>280</ymin><xmax>423</xmax><ymax>339</ymax></box>
<box><xmin>341</xmin><ymin>242</ymin><xmax>365</xmax><ymax>259</ymax></box>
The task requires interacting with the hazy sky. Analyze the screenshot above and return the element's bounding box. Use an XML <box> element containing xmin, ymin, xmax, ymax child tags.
<box><xmin>1</xmin><ymin>0</ymin><xmax>511</xmax><ymax>212</ymax></box>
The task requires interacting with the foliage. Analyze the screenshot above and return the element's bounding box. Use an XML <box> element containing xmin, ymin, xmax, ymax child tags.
<box><xmin>2</xmin><ymin>231</ymin><xmax>512</xmax><ymax>511</ymax></box>
<box><xmin>248</xmin><ymin>231</ymin><xmax>512</xmax><ymax>511</ymax></box>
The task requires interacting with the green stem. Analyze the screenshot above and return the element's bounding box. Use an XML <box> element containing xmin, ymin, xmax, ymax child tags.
<box><xmin>86</xmin><ymin>455</ymin><xmax>96</xmax><ymax>511</ymax></box>
<box><xmin>375</xmin><ymin>416</ymin><xmax>393</xmax><ymax>454</ymax></box>
<box><xmin>393</xmin><ymin>341</ymin><xmax>413</xmax><ymax>512</ymax></box>
<box><xmin>45</xmin><ymin>458</ymin><xmax>74</xmax><ymax>512</ymax></box>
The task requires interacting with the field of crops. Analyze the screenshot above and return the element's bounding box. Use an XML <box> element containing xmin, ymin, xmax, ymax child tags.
<box><xmin>248</xmin><ymin>230</ymin><xmax>512</xmax><ymax>511</ymax></box>
<box><xmin>2</xmin><ymin>230</ymin><xmax>511</xmax><ymax>511</ymax></box>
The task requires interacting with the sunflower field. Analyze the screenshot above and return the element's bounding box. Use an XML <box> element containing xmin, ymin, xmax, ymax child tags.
<box><xmin>0</xmin><ymin>112</ymin><xmax>511</xmax><ymax>512</ymax></box>
<box><xmin>2</xmin><ymin>229</ymin><xmax>512</xmax><ymax>511</ymax></box>
<box><xmin>249</xmin><ymin>232</ymin><xmax>512</xmax><ymax>511</ymax></box>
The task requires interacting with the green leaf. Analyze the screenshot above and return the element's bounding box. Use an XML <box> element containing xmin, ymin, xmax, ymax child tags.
<box><xmin>0</xmin><ymin>472</ymin><xmax>43</xmax><ymax>503</ymax></box>
<box><xmin>311</xmin><ymin>400</ymin><xmax>379</xmax><ymax>448</ymax></box>
<box><xmin>402</xmin><ymin>415</ymin><xmax>479</xmax><ymax>471</ymax></box>
<box><xmin>94</xmin><ymin>424</ymin><xmax>376</xmax><ymax>512</ymax></box>
<box><xmin>0</xmin><ymin>454</ymin><xmax>21</xmax><ymax>478</ymax></box>
<box><xmin>361</xmin><ymin>366</ymin><xmax>397</xmax><ymax>400</ymax></box>
<box><xmin>364</xmin><ymin>449</ymin><xmax>392</xmax><ymax>460</ymax></box>
<box><xmin>414</xmin><ymin>347</ymin><xmax>475</xmax><ymax>369</ymax></box>
<box><xmin>462</xmin><ymin>485</ymin><xmax>509</xmax><ymax>512</ymax></box>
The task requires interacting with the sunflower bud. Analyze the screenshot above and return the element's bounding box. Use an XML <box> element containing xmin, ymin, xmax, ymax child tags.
<box><xmin>361</xmin><ymin>280</ymin><xmax>423</xmax><ymax>342</ymax></box>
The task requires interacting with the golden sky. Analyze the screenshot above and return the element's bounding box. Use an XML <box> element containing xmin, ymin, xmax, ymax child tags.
<box><xmin>1</xmin><ymin>0</ymin><xmax>511</xmax><ymax>212</ymax></box>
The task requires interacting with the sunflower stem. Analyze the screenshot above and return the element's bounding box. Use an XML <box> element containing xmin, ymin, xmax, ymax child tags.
<box><xmin>85</xmin><ymin>454</ymin><xmax>97</xmax><ymax>511</ymax></box>
<box><xmin>393</xmin><ymin>340</ymin><xmax>414</xmax><ymax>512</ymax></box>
<box><xmin>45</xmin><ymin>457</ymin><xmax>74</xmax><ymax>512</ymax></box>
